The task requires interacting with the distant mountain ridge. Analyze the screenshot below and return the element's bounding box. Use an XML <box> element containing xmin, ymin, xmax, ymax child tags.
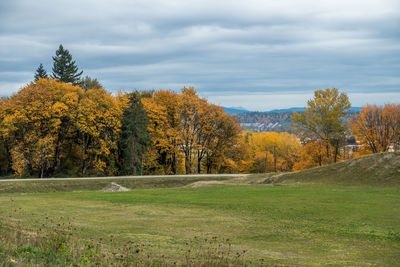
<box><xmin>223</xmin><ymin>107</ymin><xmax>249</xmax><ymax>114</ymax></box>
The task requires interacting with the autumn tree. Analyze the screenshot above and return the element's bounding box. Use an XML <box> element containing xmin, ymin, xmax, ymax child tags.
<box><xmin>386</xmin><ymin>104</ymin><xmax>400</xmax><ymax>150</ymax></box>
<box><xmin>293</xmin><ymin>140</ymin><xmax>328</xmax><ymax>170</ymax></box>
<box><xmin>52</xmin><ymin>44</ymin><xmax>83</xmax><ymax>85</ymax></box>
<box><xmin>34</xmin><ymin>63</ymin><xmax>48</xmax><ymax>81</ymax></box>
<box><xmin>292</xmin><ymin>88</ymin><xmax>351</xmax><ymax>164</ymax></box>
<box><xmin>195</xmin><ymin>101</ymin><xmax>224</xmax><ymax>173</ymax></box>
<box><xmin>0</xmin><ymin>79</ymin><xmax>83</xmax><ymax>177</ymax></box>
<box><xmin>178</xmin><ymin>87</ymin><xmax>201</xmax><ymax>174</ymax></box>
<box><xmin>238</xmin><ymin>131</ymin><xmax>301</xmax><ymax>173</ymax></box>
<box><xmin>142</xmin><ymin>90</ymin><xmax>181</xmax><ymax>174</ymax></box>
<box><xmin>142</xmin><ymin>87</ymin><xmax>241</xmax><ymax>175</ymax></box>
<box><xmin>76</xmin><ymin>88</ymin><xmax>122</xmax><ymax>176</ymax></box>
<box><xmin>204</xmin><ymin>113</ymin><xmax>241</xmax><ymax>173</ymax></box>
<box><xmin>177</xmin><ymin>87</ymin><xmax>241</xmax><ymax>174</ymax></box>
<box><xmin>349</xmin><ymin>104</ymin><xmax>400</xmax><ymax>153</ymax></box>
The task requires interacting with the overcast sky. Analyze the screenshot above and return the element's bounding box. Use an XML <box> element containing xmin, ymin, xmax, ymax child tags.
<box><xmin>0</xmin><ymin>0</ymin><xmax>399</xmax><ymax>111</ymax></box>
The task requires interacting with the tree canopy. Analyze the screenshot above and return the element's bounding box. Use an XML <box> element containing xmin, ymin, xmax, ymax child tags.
<box><xmin>291</xmin><ymin>88</ymin><xmax>351</xmax><ymax>164</ymax></box>
<box><xmin>350</xmin><ymin>104</ymin><xmax>400</xmax><ymax>153</ymax></box>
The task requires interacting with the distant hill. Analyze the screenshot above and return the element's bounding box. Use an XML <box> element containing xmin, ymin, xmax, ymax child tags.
<box><xmin>223</xmin><ymin>107</ymin><xmax>249</xmax><ymax>114</ymax></box>
<box><xmin>262</xmin><ymin>152</ymin><xmax>400</xmax><ymax>184</ymax></box>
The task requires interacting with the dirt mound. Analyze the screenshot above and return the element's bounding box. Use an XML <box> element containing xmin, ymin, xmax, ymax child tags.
<box><xmin>186</xmin><ymin>180</ymin><xmax>225</xmax><ymax>188</ymax></box>
<box><xmin>102</xmin><ymin>182</ymin><xmax>130</xmax><ymax>192</ymax></box>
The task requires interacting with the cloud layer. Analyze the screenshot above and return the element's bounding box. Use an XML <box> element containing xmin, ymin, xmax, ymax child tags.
<box><xmin>1</xmin><ymin>0</ymin><xmax>399</xmax><ymax>110</ymax></box>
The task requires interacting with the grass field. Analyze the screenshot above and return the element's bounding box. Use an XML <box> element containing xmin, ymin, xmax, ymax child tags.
<box><xmin>1</xmin><ymin>183</ymin><xmax>400</xmax><ymax>265</ymax></box>
<box><xmin>1</xmin><ymin>153</ymin><xmax>400</xmax><ymax>266</ymax></box>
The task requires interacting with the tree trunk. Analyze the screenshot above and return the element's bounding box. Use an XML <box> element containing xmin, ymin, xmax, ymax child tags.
<box><xmin>264</xmin><ymin>150</ymin><xmax>268</xmax><ymax>173</ymax></box>
<box><xmin>172</xmin><ymin>152</ymin><xmax>177</xmax><ymax>174</ymax></box>
<box><xmin>334</xmin><ymin>140</ymin><xmax>339</xmax><ymax>163</ymax></box>
<box><xmin>273</xmin><ymin>144</ymin><xmax>277</xmax><ymax>172</ymax></box>
<box><xmin>326</xmin><ymin>141</ymin><xmax>330</xmax><ymax>164</ymax></box>
<box><xmin>82</xmin><ymin>160</ymin><xmax>88</xmax><ymax>176</ymax></box>
<box><xmin>206</xmin><ymin>153</ymin><xmax>212</xmax><ymax>174</ymax></box>
<box><xmin>185</xmin><ymin>150</ymin><xmax>191</xmax><ymax>174</ymax></box>
<box><xmin>197</xmin><ymin>150</ymin><xmax>202</xmax><ymax>174</ymax></box>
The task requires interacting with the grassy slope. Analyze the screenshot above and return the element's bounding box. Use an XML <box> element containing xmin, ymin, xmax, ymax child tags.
<box><xmin>0</xmin><ymin>176</ymin><xmax>233</xmax><ymax>194</ymax></box>
<box><xmin>264</xmin><ymin>152</ymin><xmax>400</xmax><ymax>185</ymax></box>
<box><xmin>1</xmin><ymin>184</ymin><xmax>400</xmax><ymax>265</ymax></box>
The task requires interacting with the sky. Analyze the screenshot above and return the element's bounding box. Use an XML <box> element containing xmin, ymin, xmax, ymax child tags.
<box><xmin>0</xmin><ymin>0</ymin><xmax>399</xmax><ymax>111</ymax></box>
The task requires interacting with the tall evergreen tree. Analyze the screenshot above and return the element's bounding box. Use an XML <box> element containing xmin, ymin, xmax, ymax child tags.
<box><xmin>34</xmin><ymin>63</ymin><xmax>48</xmax><ymax>81</ymax></box>
<box><xmin>119</xmin><ymin>92</ymin><xmax>151</xmax><ymax>175</ymax></box>
<box><xmin>51</xmin><ymin>44</ymin><xmax>83</xmax><ymax>85</ymax></box>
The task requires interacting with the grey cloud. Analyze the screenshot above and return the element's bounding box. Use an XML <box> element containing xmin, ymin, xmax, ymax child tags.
<box><xmin>0</xmin><ymin>0</ymin><xmax>399</xmax><ymax>109</ymax></box>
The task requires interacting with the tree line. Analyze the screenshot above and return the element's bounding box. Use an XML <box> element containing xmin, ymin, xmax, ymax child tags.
<box><xmin>0</xmin><ymin>79</ymin><xmax>241</xmax><ymax>177</ymax></box>
<box><xmin>0</xmin><ymin>45</ymin><xmax>399</xmax><ymax>177</ymax></box>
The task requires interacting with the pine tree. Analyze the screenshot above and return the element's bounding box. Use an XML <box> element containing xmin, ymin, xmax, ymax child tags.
<box><xmin>34</xmin><ymin>63</ymin><xmax>48</xmax><ymax>81</ymax></box>
<box><xmin>51</xmin><ymin>44</ymin><xmax>83</xmax><ymax>85</ymax></box>
<box><xmin>119</xmin><ymin>92</ymin><xmax>151</xmax><ymax>175</ymax></box>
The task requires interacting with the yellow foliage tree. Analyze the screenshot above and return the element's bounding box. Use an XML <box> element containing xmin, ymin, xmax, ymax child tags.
<box><xmin>76</xmin><ymin>88</ymin><xmax>122</xmax><ymax>175</ymax></box>
<box><xmin>238</xmin><ymin>131</ymin><xmax>302</xmax><ymax>173</ymax></box>
<box><xmin>0</xmin><ymin>78</ymin><xmax>83</xmax><ymax>177</ymax></box>
<box><xmin>141</xmin><ymin>90</ymin><xmax>181</xmax><ymax>174</ymax></box>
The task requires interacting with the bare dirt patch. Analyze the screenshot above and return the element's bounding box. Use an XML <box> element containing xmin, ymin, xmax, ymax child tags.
<box><xmin>186</xmin><ymin>180</ymin><xmax>225</xmax><ymax>188</ymax></box>
<box><xmin>102</xmin><ymin>182</ymin><xmax>130</xmax><ymax>192</ymax></box>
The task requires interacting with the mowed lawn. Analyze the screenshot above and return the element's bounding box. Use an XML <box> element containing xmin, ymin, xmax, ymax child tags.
<box><xmin>1</xmin><ymin>184</ymin><xmax>400</xmax><ymax>266</ymax></box>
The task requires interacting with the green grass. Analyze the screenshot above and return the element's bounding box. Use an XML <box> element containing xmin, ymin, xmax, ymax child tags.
<box><xmin>0</xmin><ymin>175</ymin><xmax>233</xmax><ymax>194</ymax></box>
<box><xmin>1</xmin><ymin>183</ymin><xmax>399</xmax><ymax>266</ymax></box>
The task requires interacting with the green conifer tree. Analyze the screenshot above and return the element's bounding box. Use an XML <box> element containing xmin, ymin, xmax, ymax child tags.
<box><xmin>34</xmin><ymin>63</ymin><xmax>48</xmax><ymax>81</ymax></box>
<box><xmin>51</xmin><ymin>44</ymin><xmax>83</xmax><ymax>85</ymax></box>
<box><xmin>119</xmin><ymin>92</ymin><xmax>151</xmax><ymax>175</ymax></box>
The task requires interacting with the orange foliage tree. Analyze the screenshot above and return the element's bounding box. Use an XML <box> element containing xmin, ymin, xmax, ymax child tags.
<box><xmin>142</xmin><ymin>87</ymin><xmax>241</xmax><ymax>174</ymax></box>
<box><xmin>349</xmin><ymin>104</ymin><xmax>400</xmax><ymax>153</ymax></box>
<box><xmin>293</xmin><ymin>140</ymin><xmax>328</xmax><ymax>170</ymax></box>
